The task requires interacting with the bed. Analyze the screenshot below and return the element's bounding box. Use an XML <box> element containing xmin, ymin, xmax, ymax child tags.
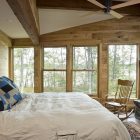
<box><xmin>0</xmin><ymin>92</ymin><xmax>131</xmax><ymax>140</ymax></box>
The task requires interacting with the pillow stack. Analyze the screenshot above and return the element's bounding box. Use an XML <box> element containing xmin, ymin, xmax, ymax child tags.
<box><xmin>0</xmin><ymin>76</ymin><xmax>22</xmax><ymax>111</ymax></box>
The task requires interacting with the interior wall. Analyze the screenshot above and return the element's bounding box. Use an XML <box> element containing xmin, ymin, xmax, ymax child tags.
<box><xmin>12</xmin><ymin>16</ymin><xmax>140</xmax><ymax>99</ymax></box>
<box><xmin>0</xmin><ymin>43</ymin><xmax>8</xmax><ymax>77</ymax></box>
<box><xmin>39</xmin><ymin>16</ymin><xmax>140</xmax><ymax>98</ymax></box>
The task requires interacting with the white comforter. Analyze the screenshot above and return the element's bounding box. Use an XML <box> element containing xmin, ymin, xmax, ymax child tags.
<box><xmin>0</xmin><ymin>92</ymin><xmax>130</xmax><ymax>140</ymax></box>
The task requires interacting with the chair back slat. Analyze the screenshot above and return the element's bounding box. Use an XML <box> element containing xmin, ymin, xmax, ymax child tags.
<box><xmin>116</xmin><ymin>79</ymin><xmax>134</xmax><ymax>104</ymax></box>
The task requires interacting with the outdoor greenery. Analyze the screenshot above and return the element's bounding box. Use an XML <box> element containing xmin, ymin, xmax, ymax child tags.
<box><xmin>14</xmin><ymin>48</ymin><xmax>34</xmax><ymax>93</ymax></box>
<box><xmin>43</xmin><ymin>47</ymin><xmax>98</xmax><ymax>93</ymax></box>
<box><xmin>44</xmin><ymin>48</ymin><xmax>66</xmax><ymax>92</ymax></box>
<box><xmin>73</xmin><ymin>47</ymin><xmax>98</xmax><ymax>94</ymax></box>
<box><xmin>13</xmin><ymin>45</ymin><xmax>137</xmax><ymax>97</ymax></box>
<box><xmin>109</xmin><ymin>45</ymin><xmax>137</xmax><ymax>98</ymax></box>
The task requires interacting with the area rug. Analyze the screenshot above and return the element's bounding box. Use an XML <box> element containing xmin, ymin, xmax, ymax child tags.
<box><xmin>123</xmin><ymin>121</ymin><xmax>140</xmax><ymax>140</ymax></box>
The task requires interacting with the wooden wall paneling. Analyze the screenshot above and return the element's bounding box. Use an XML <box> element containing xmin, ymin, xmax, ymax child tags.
<box><xmin>40</xmin><ymin>40</ymin><xmax>101</xmax><ymax>47</ymax></box>
<box><xmin>12</xmin><ymin>38</ymin><xmax>33</xmax><ymax>47</ymax></box>
<box><xmin>40</xmin><ymin>33</ymin><xmax>93</xmax><ymax>42</ymax></box>
<box><xmin>12</xmin><ymin>15</ymin><xmax>140</xmax><ymax>98</ymax></box>
<box><xmin>66</xmin><ymin>45</ymin><xmax>73</xmax><ymax>92</ymax></box>
<box><xmin>0</xmin><ymin>30</ymin><xmax>12</xmax><ymax>47</ymax></box>
<box><xmin>8</xmin><ymin>47</ymin><xmax>14</xmax><ymax>80</ymax></box>
<box><xmin>34</xmin><ymin>46</ymin><xmax>43</xmax><ymax>92</ymax></box>
<box><xmin>40</xmin><ymin>32</ymin><xmax>140</xmax><ymax>44</ymax></box>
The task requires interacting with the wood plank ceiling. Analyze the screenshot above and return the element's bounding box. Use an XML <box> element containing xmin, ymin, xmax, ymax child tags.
<box><xmin>5</xmin><ymin>0</ymin><xmax>140</xmax><ymax>45</ymax></box>
<box><xmin>36</xmin><ymin>0</ymin><xmax>140</xmax><ymax>16</ymax></box>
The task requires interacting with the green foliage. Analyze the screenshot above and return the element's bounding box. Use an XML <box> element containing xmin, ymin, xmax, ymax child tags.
<box><xmin>109</xmin><ymin>45</ymin><xmax>137</xmax><ymax>97</ymax></box>
<box><xmin>14</xmin><ymin>48</ymin><xmax>34</xmax><ymax>93</ymax></box>
<box><xmin>44</xmin><ymin>47</ymin><xmax>98</xmax><ymax>94</ymax></box>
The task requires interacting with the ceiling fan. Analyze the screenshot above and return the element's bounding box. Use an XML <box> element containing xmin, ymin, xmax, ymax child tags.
<box><xmin>87</xmin><ymin>0</ymin><xmax>140</xmax><ymax>19</ymax></box>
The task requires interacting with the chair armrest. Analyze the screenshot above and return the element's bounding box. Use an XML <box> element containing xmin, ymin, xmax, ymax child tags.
<box><xmin>105</xmin><ymin>94</ymin><xmax>116</xmax><ymax>102</ymax></box>
<box><xmin>105</xmin><ymin>94</ymin><xmax>108</xmax><ymax>101</ymax></box>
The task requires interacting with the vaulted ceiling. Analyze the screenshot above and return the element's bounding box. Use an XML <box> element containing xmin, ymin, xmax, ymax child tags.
<box><xmin>36</xmin><ymin>0</ymin><xmax>140</xmax><ymax>16</ymax></box>
<box><xmin>0</xmin><ymin>0</ymin><xmax>140</xmax><ymax>45</ymax></box>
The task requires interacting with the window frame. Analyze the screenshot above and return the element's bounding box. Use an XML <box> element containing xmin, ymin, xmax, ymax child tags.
<box><xmin>108</xmin><ymin>44</ymin><xmax>139</xmax><ymax>98</ymax></box>
<box><xmin>13</xmin><ymin>47</ymin><xmax>34</xmax><ymax>93</ymax></box>
<box><xmin>43</xmin><ymin>46</ymin><xmax>67</xmax><ymax>92</ymax></box>
<box><xmin>43</xmin><ymin>44</ymin><xmax>99</xmax><ymax>96</ymax></box>
<box><xmin>72</xmin><ymin>45</ymin><xmax>99</xmax><ymax>95</ymax></box>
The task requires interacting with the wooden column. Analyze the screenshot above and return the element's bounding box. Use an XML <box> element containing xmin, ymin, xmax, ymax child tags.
<box><xmin>138</xmin><ymin>44</ymin><xmax>140</xmax><ymax>99</ymax></box>
<box><xmin>66</xmin><ymin>45</ymin><xmax>73</xmax><ymax>92</ymax></box>
<box><xmin>34</xmin><ymin>46</ymin><xmax>43</xmax><ymax>93</ymax></box>
<box><xmin>98</xmin><ymin>43</ymin><xmax>108</xmax><ymax>99</ymax></box>
<box><xmin>8</xmin><ymin>47</ymin><xmax>14</xmax><ymax>80</ymax></box>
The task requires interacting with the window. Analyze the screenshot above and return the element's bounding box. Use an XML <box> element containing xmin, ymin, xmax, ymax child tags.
<box><xmin>73</xmin><ymin>46</ymin><xmax>98</xmax><ymax>95</ymax></box>
<box><xmin>108</xmin><ymin>45</ymin><xmax>137</xmax><ymax>98</ymax></box>
<box><xmin>43</xmin><ymin>47</ymin><xmax>66</xmax><ymax>92</ymax></box>
<box><xmin>43</xmin><ymin>46</ymin><xmax>98</xmax><ymax>94</ymax></box>
<box><xmin>14</xmin><ymin>48</ymin><xmax>34</xmax><ymax>93</ymax></box>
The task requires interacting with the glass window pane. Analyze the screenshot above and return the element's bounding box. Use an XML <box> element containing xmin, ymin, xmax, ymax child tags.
<box><xmin>44</xmin><ymin>48</ymin><xmax>66</xmax><ymax>69</ymax></box>
<box><xmin>44</xmin><ymin>71</ymin><xmax>66</xmax><ymax>92</ymax></box>
<box><xmin>73</xmin><ymin>47</ymin><xmax>98</xmax><ymax>70</ymax></box>
<box><xmin>73</xmin><ymin>71</ymin><xmax>97</xmax><ymax>95</ymax></box>
<box><xmin>73</xmin><ymin>46</ymin><xmax>98</xmax><ymax>95</ymax></box>
<box><xmin>108</xmin><ymin>45</ymin><xmax>137</xmax><ymax>98</ymax></box>
<box><xmin>14</xmin><ymin>48</ymin><xmax>34</xmax><ymax>93</ymax></box>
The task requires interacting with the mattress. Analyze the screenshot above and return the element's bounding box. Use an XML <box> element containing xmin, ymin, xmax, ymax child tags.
<box><xmin>0</xmin><ymin>92</ymin><xmax>131</xmax><ymax>140</ymax></box>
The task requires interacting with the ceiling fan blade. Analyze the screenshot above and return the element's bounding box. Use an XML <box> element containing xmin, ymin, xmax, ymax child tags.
<box><xmin>113</xmin><ymin>0</ymin><xmax>129</xmax><ymax>1</ymax></box>
<box><xmin>111</xmin><ymin>0</ymin><xmax>140</xmax><ymax>9</ymax></box>
<box><xmin>109</xmin><ymin>10</ymin><xmax>124</xmax><ymax>19</ymax></box>
<box><xmin>87</xmin><ymin>0</ymin><xmax>106</xmax><ymax>8</ymax></box>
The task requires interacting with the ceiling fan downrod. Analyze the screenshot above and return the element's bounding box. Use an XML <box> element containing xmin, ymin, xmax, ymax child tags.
<box><xmin>104</xmin><ymin>0</ymin><xmax>112</xmax><ymax>13</ymax></box>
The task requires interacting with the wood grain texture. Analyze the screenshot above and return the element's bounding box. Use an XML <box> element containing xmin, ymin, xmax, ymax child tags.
<box><xmin>0</xmin><ymin>30</ymin><xmax>12</xmax><ymax>47</ymax></box>
<box><xmin>98</xmin><ymin>44</ymin><xmax>108</xmax><ymax>98</ymax></box>
<box><xmin>7</xmin><ymin>0</ymin><xmax>39</xmax><ymax>45</ymax></box>
<box><xmin>8</xmin><ymin>47</ymin><xmax>14</xmax><ymax>80</ymax></box>
<box><xmin>12</xmin><ymin>38</ymin><xmax>33</xmax><ymax>47</ymax></box>
<box><xmin>34</xmin><ymin>46</ymin><xmax>43</xmax><ymax>92</ymax></box>
<box><xmin>39</xmin><ymin>16</ymin><xmax>140</xmax><ymax>98</ymax></box>
<box><xmin>36</xmin><ymin>0</ymin><xmax>140</xmax><ymax>15</ymax></box>
<box><xmin>66</xmin><ymin>45</ymin><xmax>73</xmax><ymax>92</ymax></box>
<box><xmin>37</xmin><ymin>0</ymin><xmax>100</xmax><ymax>11</ymax></box>
<box><xmin>138</xmin><ymin>44</ymin><xmax>140</xmax><ymax>99</ymax></box>
<box><xmin>40</xmin><ymin>16</ymin><xmax>140</xmax><ymax>44</ymax></box>
<box><xmin>11</xmin><ymin>15</ymin><xmax>140</xmax><ymax>98</ymax></box>
<box><xmin>111</xmin><ymin>0</ymin><xmax>140</xmax><ymax>10</ymax></box>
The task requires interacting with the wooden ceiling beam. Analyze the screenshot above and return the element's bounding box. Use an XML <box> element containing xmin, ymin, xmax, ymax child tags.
<box><xmin>7</xmin><ymin>0</ymin><xmax>40</xmax><ymax>45</ymax></box>
<box><xmin>37</xmin><ymin>0</ymin><xmax>140</xmax><ymax>16</ymax></box>
<box><xmin>37</xmin><ymin>0</ymin><xmax>100</xmax><ymax>11</ymax></box>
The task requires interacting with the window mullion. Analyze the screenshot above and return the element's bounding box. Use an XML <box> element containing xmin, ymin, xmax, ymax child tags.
<box><xmin>66</xmin><ymin>45</ymin><xmax>73</xmax><ymax>92</ymax></box>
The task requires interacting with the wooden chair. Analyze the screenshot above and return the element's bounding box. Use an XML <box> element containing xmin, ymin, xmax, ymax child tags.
<box><xmin>105</xmin><ymin>79</ymin><xmax>134</xmax><ymax>120</ymax></box>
